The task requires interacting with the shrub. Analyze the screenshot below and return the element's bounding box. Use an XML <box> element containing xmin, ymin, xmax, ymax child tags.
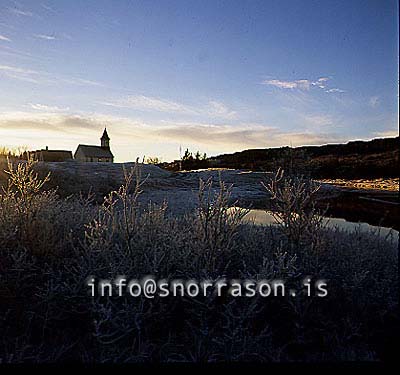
<box><xmin>0</xmin><ymin>162</ymin><xmax>397</xmax><ymax>362</ymax></box>
<box><xmin>262</xmin><ymin>168</ymin><xmax>328</xmax><ymax>254</ymax></box>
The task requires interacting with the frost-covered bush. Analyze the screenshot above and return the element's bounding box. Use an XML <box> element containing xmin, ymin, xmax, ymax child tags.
<box><xmin>262</xmin><ymin>168</ymin><xmax>328</xmax><ymax>254</ymax></box>
<box><xmin>0</xmin><ymin>161</ymin><xmax>397</xmax><ymax>363</ymax></box>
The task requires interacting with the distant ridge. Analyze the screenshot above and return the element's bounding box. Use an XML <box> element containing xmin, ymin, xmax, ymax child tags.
<box><xmin>208</xmin><ymin>137</ymin><xmax>399</xmax><ymax>179</ymax></box>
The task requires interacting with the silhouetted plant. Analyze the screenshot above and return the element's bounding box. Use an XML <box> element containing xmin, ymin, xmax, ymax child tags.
<box><xmin>196</xmin><ymin>176</ymin><xmax>248</xmax><ymax>271</ymax></box>
<box><xmin>262</xmin><ymin>168</ymin><xmax>328</xmax><ymax>253</ymax></box>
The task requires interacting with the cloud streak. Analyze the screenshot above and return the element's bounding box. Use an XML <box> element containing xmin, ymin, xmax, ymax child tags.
<box><xmin>41</xmin><ymin>4</ymin><xmax>56</xmax><ymax>13</ymax></box>
<box><xmin>34</xmin><ymin>34</ymin><xmax>56</xmax><ymax>40</ymax></box>
<box><xmin>0</xmin><ymin>63</ymin><xmax>103</xmax><ymax>87</ymax></box>
<box><xmin>101</xmin><ymin>95</ymin><xmax>196</xmax><ymax>115</ymax></box>
<box><xmin>101</xmin><ymin>95</ymin><xmax>238</xmax><ymax>120</ymax></box>
<box><xmin>208</xmin><ymin>100</ymin><xmax>237</xmax><ymax>120</ymax></box>
<box><xmin>326</xmin><ymin>88</ymin><xmax>345</xmax><ymax>93</ymax></box>
<box><xmin>28</xmin><ymin>103</ymin><xmax>70</xmax><ymax>112</ymax></box>
<box><xmin>262</xmin><ymin>77</ymin><xmax>345</xmax><ymax>94</ymax></box>
<box><xmin>369</xmin><ymin>96</ymin><xmax>380</xmax><ymax>108</ymax></box>
<box><xmin>303</xmin><ymin>114</ymin><xmax>334</xmax><ymax>128</ymax></box>
<box><xmin>0</xmin><ymin>34</ymin><xmax>11</xmax><ymax>42</ymax></box>
<box><xmin>8</xmin><ymin>7</ymin><xmax>33</xmax><ymax>17</ymax></box>
<box><xmin>0</xmin><ymin>64</ymin><xmax>41</xmax><ymax>83</ymax></box>
<box><xmin>155</xmin><ymin>122</ymin><xmax>341</xmax><ymax>149</ymax></box>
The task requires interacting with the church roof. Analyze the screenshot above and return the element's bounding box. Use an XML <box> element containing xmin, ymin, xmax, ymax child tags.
<box><xmin>75</xmin><ymin>145</ymin><xmax>113</xmax><ymax>158</ymax></box>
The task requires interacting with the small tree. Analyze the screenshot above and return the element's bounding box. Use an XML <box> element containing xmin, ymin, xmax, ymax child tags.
<box><xmin>181</xmin><ymin>149</ymin><xmax>209</xmax><ymax>170</ymax></box>
<box><xmin>145</xmin><ymin>156</ymin><xmax>162</xmax><ymax>165</ymax></box>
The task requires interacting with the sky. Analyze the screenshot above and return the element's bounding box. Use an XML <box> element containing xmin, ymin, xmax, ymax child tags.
<box><xmin>0</xmin><ymin>0</ymin><xmax>398</xmax><ymax>162</ymax></box>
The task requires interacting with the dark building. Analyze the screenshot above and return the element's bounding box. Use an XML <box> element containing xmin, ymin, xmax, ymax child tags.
<box><xmin>74</xmin><ymin>128</ymin><xmax>114</xmax><ymax>162</ymax></box>
<box><xmin>23</xmin><ymin>147</ymin><xmax>73</xmax><ymax>162</ymax></box>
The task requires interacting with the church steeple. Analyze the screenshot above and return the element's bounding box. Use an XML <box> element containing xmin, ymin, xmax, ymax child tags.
<box><xmin>101</xmin><ymin>128</ymin><xmax>110</xmax><ymax>149</ymax></box>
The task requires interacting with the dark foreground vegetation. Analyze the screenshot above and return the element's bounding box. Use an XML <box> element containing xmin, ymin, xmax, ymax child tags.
<box><xmin>208</xmin><ymin>137</ymin><xmax>399</xmax><ymax>179</ymax></box>
<box><xmin>0</xmin><ymin>159</ymin><xmax>398</xmax><ymax>363</ymax></box>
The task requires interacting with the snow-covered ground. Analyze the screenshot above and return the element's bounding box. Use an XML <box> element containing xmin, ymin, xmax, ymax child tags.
<box><xmin>37</xmin><ymin>162</ymin><xmax>342</xmax><ymax>212</ymax></box>
<box><xmin>32</xmin><ymin>162</ymin><xmax>398</xmax><ymax>230</ymax></box>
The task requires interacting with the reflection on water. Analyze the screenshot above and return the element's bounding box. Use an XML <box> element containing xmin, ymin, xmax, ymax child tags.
<box><xmin>235</xmin><ymin>208</ymin><xmax>399</xmax><ymax>243</ymax></box>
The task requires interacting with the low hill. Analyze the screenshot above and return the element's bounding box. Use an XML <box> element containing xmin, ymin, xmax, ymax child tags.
<box><xmin>208</xmin><ymin>137</ymin><xmax>399</xmax><ymax>179</ymax></box>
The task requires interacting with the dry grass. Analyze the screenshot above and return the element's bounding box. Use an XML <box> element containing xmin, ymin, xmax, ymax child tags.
<box><xmin>318</xmin><ymin>178</ymin><xmax>399</xmax><ymax>192</ymax></box>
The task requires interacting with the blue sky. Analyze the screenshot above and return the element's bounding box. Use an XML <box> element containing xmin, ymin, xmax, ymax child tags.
<box><xmin>0</xmin><ymin>0</ymin><xmax>398</xmax><ymax>162</ymax></box>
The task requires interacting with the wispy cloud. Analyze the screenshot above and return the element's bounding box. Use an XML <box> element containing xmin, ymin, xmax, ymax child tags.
<box><xmin>28</xmin><ymin>103</ymin><xmax>70</xmax><ymax>112</ymax></box>
<box><xmin>101</xmin><ymin>95</ymin><xmax>238</xmax><ymax>120</ymax></box>
<box><xmin>34</xmin><ymin>34</ymin><xmax>56</xmax><ymax>40</ymax></box>
<box><xmin>0</xmin><ymin>22</ymin><xmax>15</xmax><ymax>30</ymax></box>
<box><xmin>369</xmin><ymin>96</ymin><xmax>380</xmax><ymax>108</ymax></box>
<box><xmin>0</xmin><ymin>64</ymin><xmax>41</xmax><ymax>83</ymax></box>
<box><xmin>155</xmin><ymin>121</ymin><xmax>343</xmax><ymax>149</ymax></box>
<box><xmin>0</xmin><ymin>65</ymin><xmax>38</xmax><ymax>75</ymax></box>
<box><xmin>60</xmin><ymin>77</ymin><xmax>104</xmax><ymax>87</ymax></box>
<box><xmin>262</xmin><ymin>79</ymin><xmax>299</xmax><ymax>89</ymax></box>
<box><xmin>303</xmin><ymin>114</ymin><xmax>334</xmax><ymax>128</ymax></box>
<box><xmin>101</xmin><ymin>95</ymin><xmax>196</xmax><ymax>114</ymax></box>
<box><xmin>262</xmin><ymin>77</ymin><xmax>345</xmax><ymax>94</ymax></box>
<box><xmin>61</xmin><ymin>32</ymin><xmax>73</xmax><ymax>40</ymax></box>
<box><xmin>41</xmin><ymin>3</ymin><xmax>56</xmax><ymax>13</ymax></box>
<box><xmin>311</xmin><ymin>77</ymin><xmax>329</xmax><ymax>89</ymax></box>
<box><xmin>8</xmin><ymin>7</ymin><xmax>33</xmax><ymax>17</ymax></box>
<box><xmin>0</xmin><ymin>34</ymin><xmax>11</xmax><ymax>42</ymax></box>
<box><xmin>326</xmin><ymin>88</ymin><xmax>345</xmax><ymax>93</ymax></box>
<box><xmin>261</xmin><ymin>78</ymin><xmax>317</xmax><ymax>90</ymax></box>
<box><xmin>0</xmin><ymin>63</ymin><xmax>103</xmax><ymax>87</ymax></box>
<box><xmin>0</xmin><ymin>45</ymin><xmax>41</xmax><ymax>62</ymax></box>
<box><xmin>207</xmin><ymin>100</ymin><xmax>237</xmax><ymax>120</ymax></box>
<box><xmin>155</xmin><ymin>122</ymin><xmax>275</xmax><ymax>148</ymax></box>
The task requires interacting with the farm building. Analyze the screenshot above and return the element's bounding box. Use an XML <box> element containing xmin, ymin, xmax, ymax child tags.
<box><xmin>22</xmin><ymin>147</ymin><xmax>73</xmax><ymax>162</ymax></box>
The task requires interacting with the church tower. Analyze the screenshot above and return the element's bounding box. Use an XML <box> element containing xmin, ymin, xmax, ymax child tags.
<box><xmin>101</xmin><ymin>128</ymin><xmax>110</xmax><ymax>149</ymax></box>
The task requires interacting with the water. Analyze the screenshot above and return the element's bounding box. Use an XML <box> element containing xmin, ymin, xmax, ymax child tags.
<box><xmin>235</xmin><ymin>208</ymin><xmax>399</xmax><ymax>243</ymax></box>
